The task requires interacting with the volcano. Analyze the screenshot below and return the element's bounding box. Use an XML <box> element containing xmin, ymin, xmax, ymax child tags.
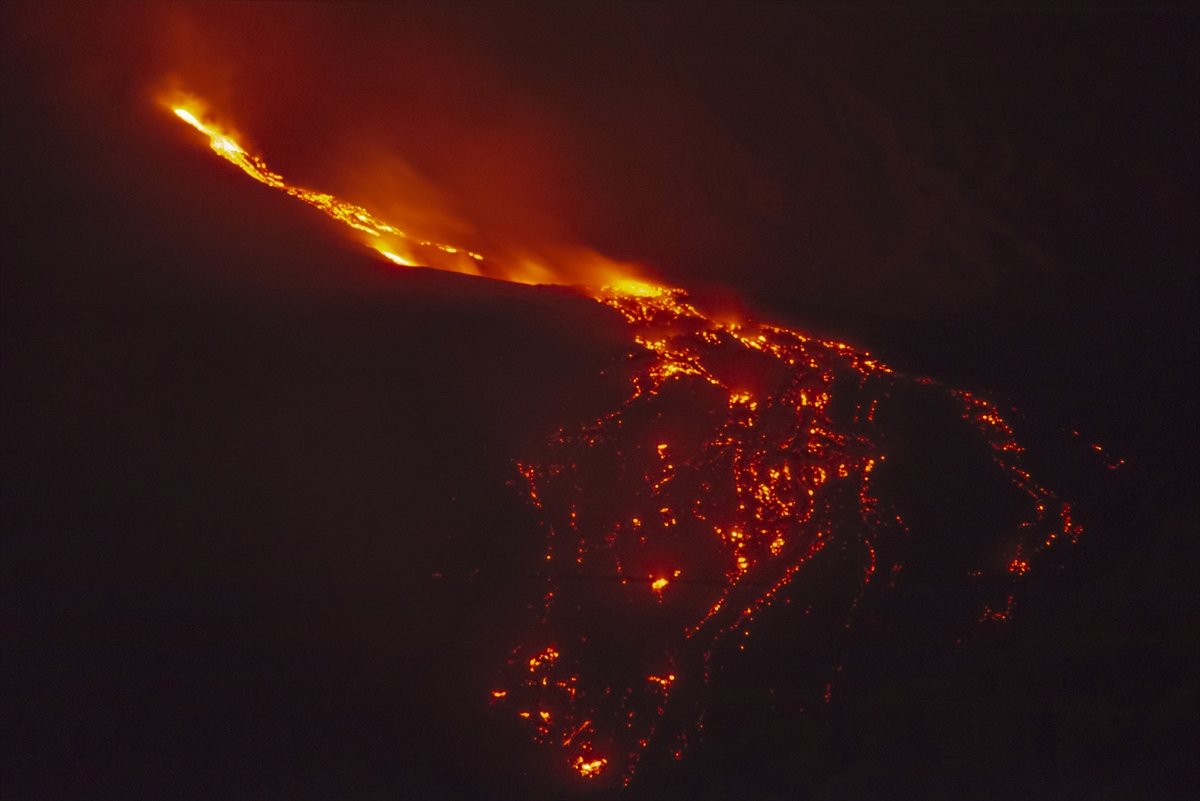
<box><xmin>3</xmin><ymin>4</ymin><xmax>1197</xmax><ymax>801</ymax></box>
<box><xmin>146</xmin><ymin>95</ymin><xmax>1110</xmax><ymax>787</ymax></box>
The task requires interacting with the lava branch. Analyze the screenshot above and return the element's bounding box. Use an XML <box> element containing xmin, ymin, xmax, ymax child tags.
<box><xmin>494</xmin><ymin>285</ymin><xmax>1088</xmax><ymax>784</ymax></box>
<box><xmin>170</xmin><ymin>104</ymin><xmax>486</xmax><ymax>274</ymax></box>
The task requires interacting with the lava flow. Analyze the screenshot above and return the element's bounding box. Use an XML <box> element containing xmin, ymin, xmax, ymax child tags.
<box><xmin>167</xmin><ymin>97</ymin><xmax>1108</xmax><ymax>786</ymax></box>
<box><xmin>497</xmin><ymin>287</ymin><xmax>1088</xmax><ymax>783</ymax></box>
<box><xmin>169</xmin><ymin>102</ymin><xmax>485</xmax><ymax>275</ymax></box>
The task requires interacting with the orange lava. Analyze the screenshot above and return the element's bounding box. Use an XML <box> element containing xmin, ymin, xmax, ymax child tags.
<box><xmin>495</xmin><ymin>285</ymin><xmax>1090</xmax><ymax>782</ymax></box>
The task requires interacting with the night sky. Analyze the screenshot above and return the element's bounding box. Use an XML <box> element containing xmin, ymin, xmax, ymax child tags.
<box><xmin>2</xmin><ymin>3</ymin><xmax>1197</xmax><ymax>799</ymax></box>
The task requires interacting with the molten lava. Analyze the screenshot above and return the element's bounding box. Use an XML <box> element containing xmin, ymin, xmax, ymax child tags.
<box><xmin>170</xmin><ymin>102</ymin><xmax>485</xmax><ymax>276</ymax></box>
<box><xmin>496</xmin><ymin>286</ymin><xmax>1091</xmax><ymax>782</ymax></box>
<box><xmin>167</xmin><ymin>96</ymin><xmax>1111</xmax><ymax>785</ymax></box>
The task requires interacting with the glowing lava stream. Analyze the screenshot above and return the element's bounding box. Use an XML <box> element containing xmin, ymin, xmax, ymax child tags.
<box><xmin>168</xmin><ymin>99</ymin><xmax>1104</xmax><ymax>785</ymax></box>
<box><xmin>170</xmin><ymin>105</ymin><xmax>487</xmax><ymax>273</ymax></box>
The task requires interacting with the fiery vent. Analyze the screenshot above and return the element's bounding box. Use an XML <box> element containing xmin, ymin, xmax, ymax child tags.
<box><xmin>166</xmin><ymin>95</ymin><xmax>1114</xmax><ymax>785</ymax></box>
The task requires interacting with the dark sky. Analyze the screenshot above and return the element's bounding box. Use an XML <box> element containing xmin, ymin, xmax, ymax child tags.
<box><xmin>3</xmin><ymin>3</ymin><xmax>1197</xmax><ymax>799</ymax></box>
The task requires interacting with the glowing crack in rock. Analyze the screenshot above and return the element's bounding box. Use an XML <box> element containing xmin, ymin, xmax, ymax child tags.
<box><xmin>166</xmin><ymin>96</ymin><xmax>1115</xmax><ymax>785</ymax></box>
